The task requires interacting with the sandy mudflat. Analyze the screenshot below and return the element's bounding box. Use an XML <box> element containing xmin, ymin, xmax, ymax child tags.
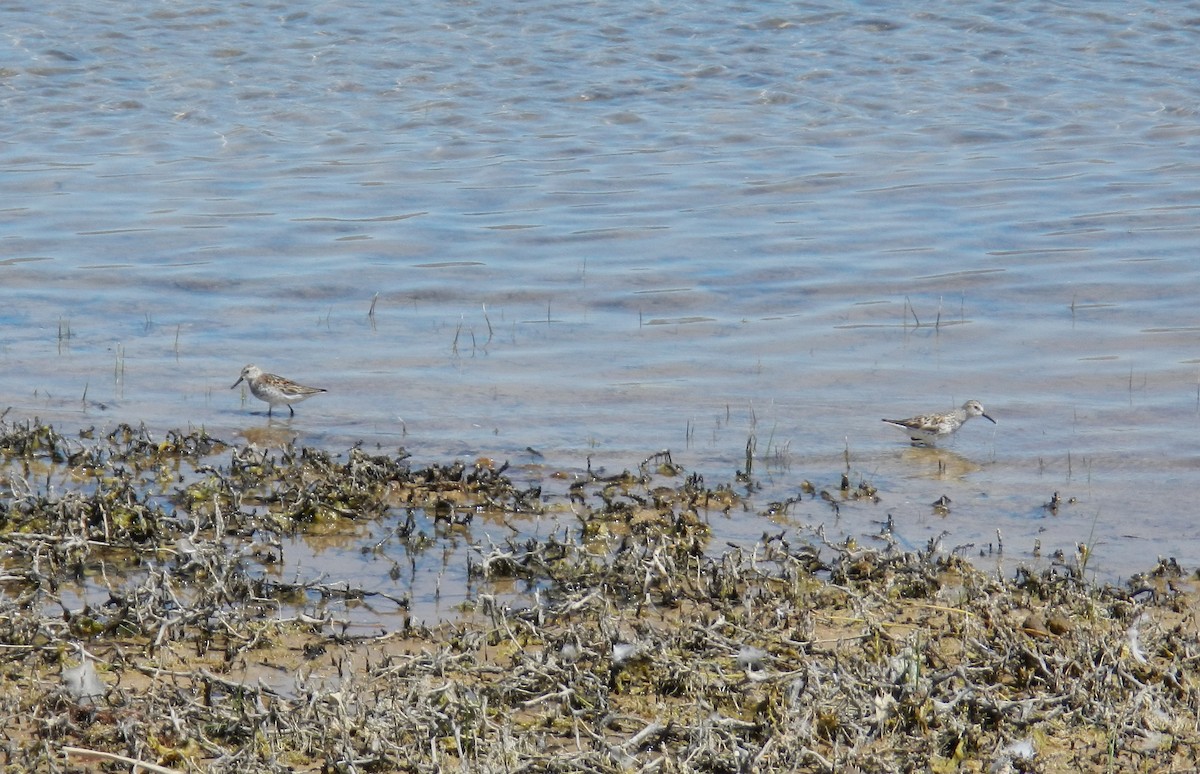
<box><xmin>1</xmin><ymin>418</ymin><xmax>1195</xmax><ymax>772</ymax></box>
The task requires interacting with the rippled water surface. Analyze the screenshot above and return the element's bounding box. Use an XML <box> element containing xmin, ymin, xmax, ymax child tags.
<box><xmin>4</xmin><ymin>1</ymin><xmax>1200</xmax><ymax>612</ymax></box>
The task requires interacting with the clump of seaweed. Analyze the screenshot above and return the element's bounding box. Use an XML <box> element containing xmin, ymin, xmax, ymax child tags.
<box><xmin>0</xmin><ymin>416</ymin><xmax>1197</xmax><ymax>772</ymax></box>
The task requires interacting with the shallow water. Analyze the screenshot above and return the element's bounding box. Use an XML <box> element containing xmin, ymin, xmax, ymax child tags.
<box><xmin>3</xmin><ymin>0</ymin><xmax>1200</xmax><ymax>612</ymax></box>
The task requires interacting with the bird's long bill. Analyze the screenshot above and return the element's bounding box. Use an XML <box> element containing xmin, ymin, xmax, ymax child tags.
<box><xmin>982</xmin><ymin>413</ymin><xmax>997</xmax><ymax>424</ymax></box>
<box><xmin>230</xmin><ymin>377</ymin><xmax>244</xmax><ymax>389</ymax></box>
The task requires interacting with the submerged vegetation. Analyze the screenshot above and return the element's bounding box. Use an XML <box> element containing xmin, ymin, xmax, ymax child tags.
<box><xmin>0</xmin><ymin>416</ymin><xmax>1197</xmax><ymax>772</ymax></box>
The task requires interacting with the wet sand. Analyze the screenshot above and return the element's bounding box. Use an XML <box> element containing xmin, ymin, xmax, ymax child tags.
<box><xmin>2</xmin><ymin>418</ymin><xmax>1196</xmax><ymax>772</ymax></box>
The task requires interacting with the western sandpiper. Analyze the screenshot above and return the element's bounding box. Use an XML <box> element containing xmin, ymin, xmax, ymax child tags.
<box><xmin>882</xmin><ymin>400</ymin><xmax>995</xmax><ymax>446</ymax></box>
<box><xmin>231</xmin><ymin>364</ymin><xmax>326</xmax><ymax>418</ymax></box>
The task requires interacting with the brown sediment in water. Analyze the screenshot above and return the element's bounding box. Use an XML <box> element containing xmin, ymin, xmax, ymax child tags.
<box><xmin>0</xmin><ymin>417</ymin><xmax>1197</xmax><ymax>772</ymax></box>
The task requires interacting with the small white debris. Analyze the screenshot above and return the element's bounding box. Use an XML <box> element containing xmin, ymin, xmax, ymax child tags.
<box><xmin>612</xmin><ymin>642</ymin><xmax>640</xmax><ymax>664</ymax></box>
<box><xmin>990</xmin><ymin>737</ymin><xmax>1036</xmax><ymax>773</ymax></box>
<box><xmin>1127</xmin><ymin>613</ymin><xmax>1149</xmax><ymax>665</ymax></box>
<box><xmin>1002</xmin><ymin>738</ymin><xmax>1036</xmax><ymax>760</ymax></box>
<box><xmin>62</xmin><ymin>659</ymin><xmax>106</xmax><ymax>703</ymax></box>
<box><xmin>736</xmin><ymin>645</ymin><xmax>766</xmax><ymax>670</ymax></box>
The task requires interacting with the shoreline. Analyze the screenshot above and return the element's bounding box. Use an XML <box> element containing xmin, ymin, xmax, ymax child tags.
<box><xmin>1</xmin><ymin>417</ymin><xmax>1194</xmax><ymax>771</ymax></box>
